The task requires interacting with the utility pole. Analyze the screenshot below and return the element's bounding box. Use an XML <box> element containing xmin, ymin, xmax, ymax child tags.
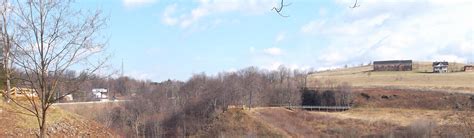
<box><xmin>115</xmin><ymin>59</ymin><xmax>124</xmax><ymax>100</ymax></box>
<box><xmin>121</xmin><ymin>58</ymin><xmax>124</xmax><ymax>77</ymax></box>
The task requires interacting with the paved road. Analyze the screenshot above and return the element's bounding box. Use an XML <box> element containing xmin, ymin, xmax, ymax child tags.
<box><xmin>52</xmin><ymin>100</ymin><xmax>131</xmax><ymax>105</ymax></box>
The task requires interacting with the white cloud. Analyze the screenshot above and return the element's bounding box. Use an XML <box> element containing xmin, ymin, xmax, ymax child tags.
<box><xmin>301</xmin><ymin>20</ymin><xmax>326</xmax><ymax>33</ymax></box>
<box><xmin>161</xmin><ymin>0</ymin><xmax>276</xmax><ymax>29</ymax></box>
<box><xmin>123</xmin><ymin>0</ymin><xmax>157</xmax><ymax>9</ymax></box>
<box><xmin>262</xmin><ymin>61</ymin><xmax>282</xmax><ymax>71</ymax></box>
<box><xmin>263</xmin><ymin>47</ymin><xmax>283</xmax><ymax>56</ymax></box>
<box><xmin>259</xmin><ymin>62</ymin><xmax>310</xmax><ymax>71</ymax></box>
<box><xmin>162</xmin><ymin>4</ymin><xmax>178</xmax><ymax>25</ymax></box>
<box><xmin>301</xmin><ymin>0</ymin><xmax>473</xmax><ymax>67</ymax></box>
<box><xmin>275</xmin><ymin>32</ymin><xmax>286</xmax><ymax>44</ymax></box>
<box><xmin>126</xmin><ymin>71</ymin><xmax>153</xmax><ymax>80</ymax></box>
<box><xmin>225</xmin><ymin>68</ymin><xmax>237</xmax><ymax>73</ymax></box>
<box><xmin>288</xmin><ymin>64</ymin><xmax>311</xmax><ymax>71</ymax></box>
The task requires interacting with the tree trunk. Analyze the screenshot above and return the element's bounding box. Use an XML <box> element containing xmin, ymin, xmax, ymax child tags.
<box><xmin>39</xmin><ymin>125</ymin><xmax>46</xmax><ymax>138</ymax></box>
<box><xmin>2</xmin><ymin>41</ymin><xmax>11</xmax><ymax>103</ymax></box>
<box><xmin>249</xmin><ymin>90</ymin><xmax>252</xmax><ymax>110</ymax></box>
<box><xmin>4</xmin><ymin>72</ymin><xmax>11</xmax><ymax>103</ymax></box>
<box><xmin>39</xmin><ymin>111</ymin><xmax>47</xmax><ymax>138</ymax></box>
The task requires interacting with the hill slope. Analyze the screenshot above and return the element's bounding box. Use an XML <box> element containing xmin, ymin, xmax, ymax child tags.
<box><xmin>308</xmin><ymin>62</ymin><xmax>474</xmax><ymax>93</ymax></box>
<box><xmin>0</xmin><ymin>99</ymin><xmax>115</xmax><ymax>137</ymax></box>
<box><xmin>205</xmin><ymin>107</ymin><xmax>472</xmax><ymax>137</ymax></box>
<box><xmin>199</xmin><ymin>108</ymin><xmax>285</xmax><ymax>137</ymax></box>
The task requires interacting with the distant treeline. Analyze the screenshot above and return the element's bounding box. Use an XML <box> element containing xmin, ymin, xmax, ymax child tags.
<box><xmin>78</xmin><ymin>66</ymin><xmax>354</xmax><ymax>137</ymax></box>
<box><xmin>3</xmin><ymin>65</ymin><xmax>352</xmax><ymax>136</ymax></box>
<box><xmin>107</xmin><ymin>66</ymin><xmax>309</xmax><ymax>136</ymax></box>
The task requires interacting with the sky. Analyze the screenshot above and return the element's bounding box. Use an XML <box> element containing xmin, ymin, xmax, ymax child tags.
<box><xmin>76</xmin><ymin>0</ymin><xmax>473</xmax><ymax>81</ymax></box>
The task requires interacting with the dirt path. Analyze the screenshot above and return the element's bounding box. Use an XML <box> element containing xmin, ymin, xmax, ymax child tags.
<box><xmin>248</xmin><ymin>107</ymin><xmax>327</xmax><ymax>137</ymax></box>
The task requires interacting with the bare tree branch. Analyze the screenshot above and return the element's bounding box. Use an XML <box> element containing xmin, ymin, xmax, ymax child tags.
<box><xmin>272</xmin><ymin>0</ymin><xmax>291</xmax><ymax>17</ymax></box>
<box><xmin>350</xmin><ymin>0</ymin><xmax>360</xmax><ymax>9</ymax></box>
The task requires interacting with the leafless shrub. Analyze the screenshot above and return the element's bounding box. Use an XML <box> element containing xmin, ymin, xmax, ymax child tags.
<box><xmin>406</xmin><ymin>119</ymin><xmax>437</xmax><ymax>138</ymax></box>
<box><xmin>341</xmin><ymin>128</ymin><xmax>361</xmax><ymax>138</ymax></box>
<box><xmin>455</xmin><ymin>110</ymin><xmax>474</xmax><ymax>137</ymax></box>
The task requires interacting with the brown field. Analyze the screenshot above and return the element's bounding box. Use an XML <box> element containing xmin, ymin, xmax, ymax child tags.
<box><xmin>54</xmin><ymin>102</ymin><xmax>123</xmax><ymax>121</ymax></box>
<box><xmin>312</xmin><ymin>108</ymin><xmax>470</xmax><ymax>126</ymax></box>
<box><xmin>350</xmin><ymin>88</ymin><xmax>474</xmax><ymax>110</ymax></box>
<box><xmin>211</xmin><ymin>107</ymin><xmax>473</xmax><ymax>137</ymax></box>
<box><xmin>200</xmin><ymin>87</ymin><xmax>474</xmax><ymax>137</ymax></box>
<box><xmin>308</xmin><ymin>62</ymin><xmax>474</xmax><ymax>93</ymax></box>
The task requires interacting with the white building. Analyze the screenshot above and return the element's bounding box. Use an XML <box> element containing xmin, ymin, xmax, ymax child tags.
<box><xmin>64</xmin><ymin>94</ymin><xmax>73</xmax><ymax>101</ymax></box>
<box><xmin>433</xmin><ymin>62</ymin><xmax>448</xmax><ymax>73</ymax></box>
<box><xmin>92</xmin><ymin>88</ymin><xmax>108</xmax><ymax>101</ymax></box>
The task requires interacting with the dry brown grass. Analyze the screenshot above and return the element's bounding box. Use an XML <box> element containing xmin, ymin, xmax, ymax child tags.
<box><xmin>413</xmin><ymin>61</ymin><xmax>466</xmax><ymax>73</ymax></box>
<box><xmin>249</xmin><ymin>107</ymin><xmax>326</xmax><ymax>137</ymax></box>
<box><xmin>55</xmin><ymin>102</ymin><xmax>122</xmax><ymax>121</ymax></box>
<box><xmin>246</xmin><ymin>107</ymin><xmax>472</xmax><ymax>137</ymax></box>
<box><xmin>199</xmin><ymin>108</ymin><xmax>284</xmax><ymax>137</ymax></box>
<box><xmin>248</xmin><ymin>107</ymin><xmax>399</xmax><ymax>137</ymax></box>
<box><xmin>350</xmin><ymin>88</ymin><xmax>473</xmax><ymax>110</ymax></box>
<box><xmin>311</xmin><ymin>107</ymin><xmax>472</xmax><ymax>126</ymax></box>
<box><xmin>0</xmin><ymin>98</ymin><xmax>115</xmax><ymax>136</ymax></box>
<box><xmin>309</xmin><ymin>62</ymin><xmax>474</xmax><ymax>93</ymax></box>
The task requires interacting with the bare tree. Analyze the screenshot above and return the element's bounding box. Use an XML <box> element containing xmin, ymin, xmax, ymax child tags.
<box><xmin>8</xmin><ymin>0</ymin><xmax>107</xmax><ymax>137</ymax></box>
<box><xmin>0</xmin><ymin>0</ymin><xmax>15</xmax><ymax>103</ymax></box>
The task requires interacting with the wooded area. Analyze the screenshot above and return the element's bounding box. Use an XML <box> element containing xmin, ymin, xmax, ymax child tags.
<box><xmin>73</xmin><ymin>66</ymin><xmax>354</xmax><ymax>137</ymax></box>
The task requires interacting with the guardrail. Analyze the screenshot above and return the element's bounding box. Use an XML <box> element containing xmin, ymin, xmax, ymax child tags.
<box><xmin>52</xmin><ymin>100</ymin><xmax>131</xmax><ymax>105</ymax></box>
<box><xmin>283</xmin><ymin>105</ymin><xmax>351</xmax><ymax>111</ymax></box>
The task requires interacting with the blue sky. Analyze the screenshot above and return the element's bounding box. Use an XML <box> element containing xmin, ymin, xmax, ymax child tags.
<box><xmin>76</xmin><ymin>0</ymin><xmax>473</xmax><ymax>81</ymax></box>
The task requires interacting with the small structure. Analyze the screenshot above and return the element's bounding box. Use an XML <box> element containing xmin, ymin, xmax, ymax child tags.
<box><xmin>0</xmin><ymin>87</ymin><xmax>38</xmax><ymax>101</ymax></box>
<box><xmin>92</xmin><ymin>88</ymin><xmax>108</xmax><ymax>101</ymax></box>
<box><xmin>433</xmin><ymin>62</ymin><xmax>448</xmax><ymax>73</ymax></box>
<box><xmin>464</xmin><ymin>65</ymin><xmax>474</xmax><ymax>72</ymax></box>
<box><xmin>373</xmin><ymin>60</ymin><xmax>413</xmax><ymax>71</ymax></box>
<box><xmin>64</xmin><ymin>94</ymin><xmax>73</xmax><ymax>101</ymax></box>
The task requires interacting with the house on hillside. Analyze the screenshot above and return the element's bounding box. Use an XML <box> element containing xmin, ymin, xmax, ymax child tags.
<box><xmin>433</xmin><ymin>62</ymin><xmax>449</xmax><ymax>73</ymax></box>
<box><xmin>464</xmin><ymin>65</ymin><xmax>474</xmax><ymax>72</ymax></box>
<box><xmin>373</xmin><ymin>60</ymin><xmax>413</xmax><ymax>71</ymax></box>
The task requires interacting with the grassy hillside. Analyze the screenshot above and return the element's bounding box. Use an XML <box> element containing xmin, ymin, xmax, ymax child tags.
<box><xmin>412</xmin><ymin>61</ymin><xmax>466</xmax><ymax>73</ymax></box>
<box><xmin>193</xmin><ymin>107</ymin><xmax>473</xmax><ymax>137</ymax></box>
<box><xmin>0</xmin><ymin>99</ymin><xmax>115</xmax><ymax>137</ymax></box>
<box><xmin>308</xmin><ymin>62</ymin><xmax>474</xmax><ymax>93</ymax></box>
<box><xmin>198</xmin><ymin>108</ymin><xmax>284</xmax><ymax>137</ymax></box>
<box><xmin>246</xmin><ymin>107</ymin><xmax>472</xmax><ymax>137</ymax></box>
<box><xmin>313</xmin><ymin>108</ymin><xmax>471</xmax><ymax>127</ymax></box>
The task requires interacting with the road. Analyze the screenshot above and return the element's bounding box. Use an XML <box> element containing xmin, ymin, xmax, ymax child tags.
<box><xmin>52</xmin><ymin>100</ymin><xmax>130</xmax><ymax>105</ymax></box>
